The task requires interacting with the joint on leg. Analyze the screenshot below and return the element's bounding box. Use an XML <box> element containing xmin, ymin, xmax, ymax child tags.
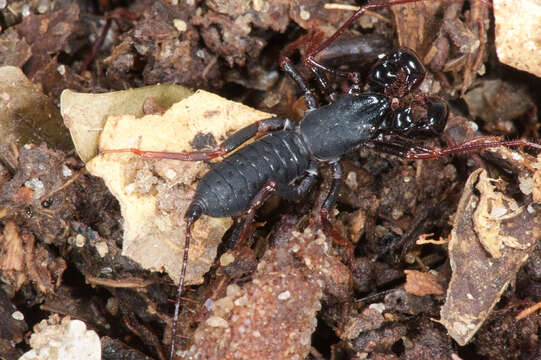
<box><xmin>236</xmin><ymin>181</ymin><xmax>278</xmax><ymax>248</ymax></box>
<box><xmin>280</xmin><ymin>57</ymin><xmax>317</xmax><ymax>110</ymax></box>
<box><xmin>331</xmin><ymin>161</ymin><xmax>343</xmax><ymax>179</ymax></box>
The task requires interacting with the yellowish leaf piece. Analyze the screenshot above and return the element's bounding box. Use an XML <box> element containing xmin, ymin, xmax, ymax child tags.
<box><xmin>0</xmin><ymin>66</ymin><xmax>72</xmax><ymax>150</ymax></box>
<box><xmin>472</xmin><ymin>170</ymin><xmax>524</xmax><ymax>258</ymax></box>
<box><xmin>61</xmin><ymin>85</ymin><xmax>193</xmax><ymax>162</ymax></box>
<box><xmin>87</xmin><ymin>90</ymin><xmax>273</xmax><ymax>285</ymax></box>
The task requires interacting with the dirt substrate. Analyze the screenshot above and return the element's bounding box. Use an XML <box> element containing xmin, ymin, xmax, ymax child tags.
<box><xmin>0</xmin><ymin>1</ymin><xmax>540</xmax><ymax>359</ymax></box>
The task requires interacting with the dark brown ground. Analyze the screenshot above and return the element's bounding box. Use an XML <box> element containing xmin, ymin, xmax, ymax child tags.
<box><xmin>0</xmin><ymin>1</ymin><xmax>540</xmax><ymax>359</ymax></box>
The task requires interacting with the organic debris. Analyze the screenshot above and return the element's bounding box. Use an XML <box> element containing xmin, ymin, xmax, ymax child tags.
<box><xmin>494</xmin><ymin>0</ymin><xmax>541</xmax><ymax>78</ymax></box>
<box><xmin>88</xmin><ymin>90</ymin><xmax>273</xmax><ymax>285</ymax></box>
<box><xmin>475</xmin><ymin>300</ymin><xmax>541</xmax><ymax>359</ymax></box>
<box><xmin>0</xmin><ymin>0</ymin><xmax>539</xmax><ymax>359</ymax></box>
<box><xmin>182</xmin><ymin>225</ymin><xmax>351</xmax><ymax>359</ymax></box>
<box><xmin>19</xmin><ymin>314</ymin><xmax>101</xmax><ymax>360</ymax></box>
<box><xmin>404</xmin><ymin>269</ymin><xmax>444</xmax><ymax>297</ymax></box>
<box><xmin>440</xmin><ymin>168</ymin><xmax>541</xmax><ymax>345</ymax></box>
<box><xmin>463</xmin><ymin>79</ymin><xmax>537</xmax><ymax>136</ymax></box>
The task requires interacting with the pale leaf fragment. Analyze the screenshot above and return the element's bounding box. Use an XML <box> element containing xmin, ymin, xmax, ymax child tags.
<box><xmin>61</xmin><ymin>84</ymin><xmax>193</xmax><ymax>162</ymax></box>
<box><xmin>472</xmin><ymin>170</ymin><xmax>523</xmax><ymax>258</ymax></box>
<box><xmin>86</xmin><ymin>90</ymin><xmax>273</xmax><ymax>285</ymax></box>
<box><xmin>532</xmin><ymin>154</ymin><xmax>541</xmax><ymax>203</ymax></box>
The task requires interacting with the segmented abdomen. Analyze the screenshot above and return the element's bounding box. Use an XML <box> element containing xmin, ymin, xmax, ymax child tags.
<box><xmin>193</xmin><ymin>130</ymin><xmax>310</xmax><ymax>217</ymax></box>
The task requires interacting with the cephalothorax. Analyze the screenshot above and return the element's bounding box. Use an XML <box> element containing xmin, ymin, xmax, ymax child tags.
<box><xmin>102</xmin><ymin>1</ymin><xmax>541</xmax><ymax>359</ymax></box>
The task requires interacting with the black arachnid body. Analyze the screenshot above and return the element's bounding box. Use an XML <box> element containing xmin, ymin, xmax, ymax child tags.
<box><xmin>102</xmin><ymin>1</ymin><xmax>541</xmax><ymax>358</ymax></box>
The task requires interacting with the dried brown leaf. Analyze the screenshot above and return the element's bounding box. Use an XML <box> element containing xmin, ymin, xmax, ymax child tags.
<box><xmin>439</xmin><ymin>168</ymin><xmax>541</xmax><ymax>345</ymax></box>
<box><xmin>404</xmin><ymin>269</ymin><xmax>444</xmax><ymax>296</ymax></box>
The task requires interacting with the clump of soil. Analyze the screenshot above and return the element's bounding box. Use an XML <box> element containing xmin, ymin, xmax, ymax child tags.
<box><xmin>1</xmin><ymin>1</ymin><xmax>540</xmax><ymax>359</ymax></box>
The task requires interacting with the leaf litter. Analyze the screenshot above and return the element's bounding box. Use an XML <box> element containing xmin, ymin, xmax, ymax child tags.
<box><xmin>0</xmin><ymin>0</ymin><xmax>540</xmax><ymax>359</ymax></box>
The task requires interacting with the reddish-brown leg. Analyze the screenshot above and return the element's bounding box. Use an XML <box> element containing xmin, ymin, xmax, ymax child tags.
<box><xmin>280</xmin><ymin>29</ymin><xmax>338</xmax><ymax>101</ymax></box>
<box><xmin>371</xmin><ymin>135</ymin><xmax>541</xmax><ymax>160</ymax></box>
<box><xmin>102</xmin><ymin>117</ymin><xmax>288</xmax><ymax>161</ymax></box>
<box><xmin>235</xmin><ymin>181</ymin><xmax>279</xmax><ymax>248</ymax></box>
<box><xmin>280</xmin><ymin>57</ymin><xmax>318</xmax><ymax>110</ymax></box>
<box><xmin>235</xmin><ymin>163</ymin><xmax>321</xmax><ymax>248</ymax></box>
<box><xmin>304</xmin><ymin>0</ymin><xmax>425</xmax><ymax>79</ymax></box>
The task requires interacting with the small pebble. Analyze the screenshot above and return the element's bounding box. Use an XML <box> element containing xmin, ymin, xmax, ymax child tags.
<box><xmin>299</xmin><ymin>7</ymin><xmax>310</xmax><ymax>20</ymax></box>
<box><xmin>75</xmin><ymin>234</ymin><xmax>86</xmax><ymax>247</ymax></box>
<box><xmin>12</xmin><ymin>311</ymin><xmax>24</xmax><ymax>320</ymax></box>
<box><xmin>173</xmin><ymin>19</ymin><xmax>187</xmax><ymax>33</ymax></box>
<box><xmin>278</xmin><ymin>291</ymin><xmax>291</xmax><ymax>300</ymax></box>
<box><xmin>206</xmin><ymin>316</ymin><xmax>228</xmax><ymax>328</ymax></box>
<box><xmin>95</xmin><ymin>241</ymin><xmax>108</xmax><ymax>257</ymax></box>
<box><xmin>220</xmin><ymin>252</ymin><xmax>235</xmax><ymax>266</ymax></box>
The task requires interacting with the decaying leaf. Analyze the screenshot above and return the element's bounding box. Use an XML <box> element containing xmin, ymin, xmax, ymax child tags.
<box><xmin>0</xmin><ymin>66</ymin><xmax>71</xmax><ymax>150</ymax></box>
<box><xmin>473</xmin><ymin>170</ymin><xmax>524</xmax><ymax>258</ymax></box>
<box><xmin>439</xmin><ymin>168</ymin><xmax>541</xmax><ymax>345</ymax></box>
<box><xmin>532</xmin><ymin>154</ymin><xmax>541</xmax><ymax>203</ymax></box>
<box><xmin>60</xmin><ymin>85</ymin><xmax>193</xmax><ymax>162</ymax></box>
<box><xmin>86</xmin><ymin>90</ymin><xmax>273</xmax><ymax>285</ymax></box>
<box><xmin>404</xmin><ymin>269</ymin><xmax>444</xmax><ymax>296</ymax></box>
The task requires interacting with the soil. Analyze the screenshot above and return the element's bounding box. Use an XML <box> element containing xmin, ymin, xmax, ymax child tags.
<box><xmin>0</xmin><ymin>1</ymin><xmax>540</xmax><ymax>360</ymax></box>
